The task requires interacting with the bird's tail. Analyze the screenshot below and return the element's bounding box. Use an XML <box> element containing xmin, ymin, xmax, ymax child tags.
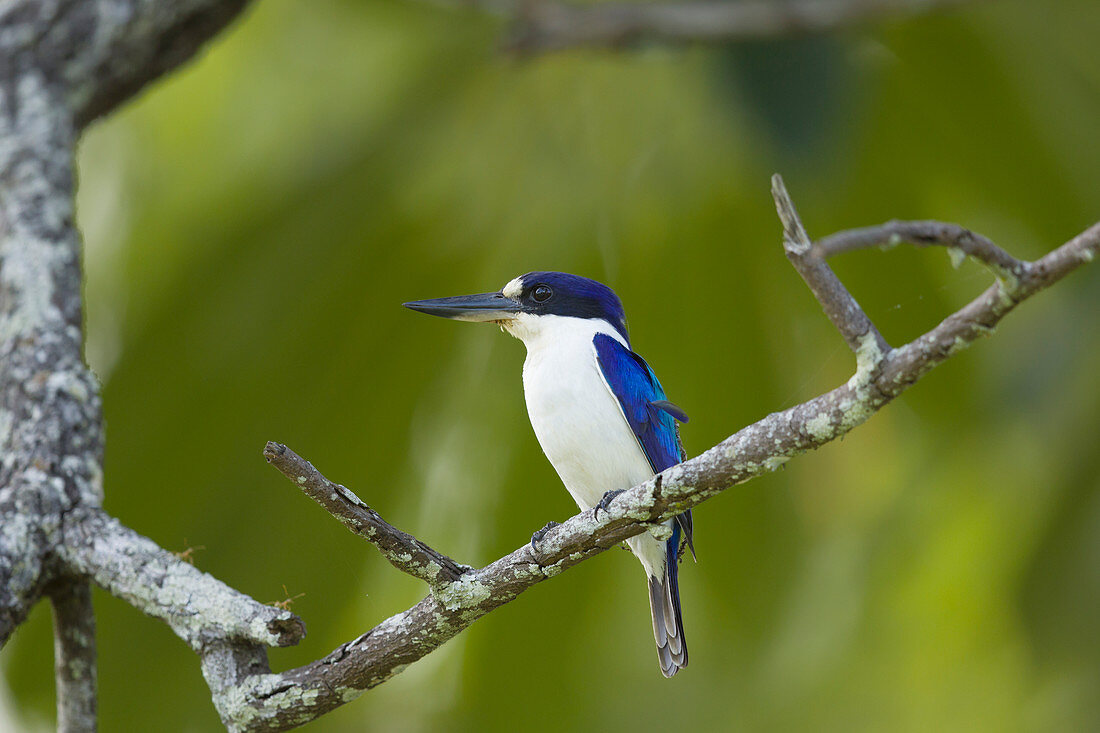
<box><xmin>647</xmin><ymin>524</ymin><xmax>687</xmax><ymax>678</ymax></box>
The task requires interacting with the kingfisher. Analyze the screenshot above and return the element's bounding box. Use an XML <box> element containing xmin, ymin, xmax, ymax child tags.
<box><xmin>405</xmin><ymin>271</ymin><xmax>693</xmax><ymax>677</ymax></box>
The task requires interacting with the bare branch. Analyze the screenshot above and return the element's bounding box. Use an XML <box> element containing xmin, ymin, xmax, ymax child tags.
<box><xmin>771</xmin><ymin>174</ymin><xmax>891</xmax><ymax>357</ymax></box>
<box><xmin>772</xmin><ymin>175</ymin><xmax>1100</xmax><ymax>393</ymax></box>
<box><xmin>47</xmin><ymin>581</ymin><xmax>98</xmax><ymax>733</ymax></box>
<box><xmin>263</xmin><ymin>442</ymin><xmax>470</xmax><ymax>594</ymax></box>
<box><xmin>814</xmin><ymin>220</ymin><xmax>1028</xmax><ymax>280</ymax></box>
<box><xmin>1</xmin><ymin>3</ymin><xmax>271</xmax><ymax>724</ymax></box>
<box><xmin>879</xmin><ymin>221</ymin><xmax>1100</xmax><ymax>388</ymax></box>
<box><xmin>503</xmin><ymin>0</ymin><xmax>972</xmax><ymax>54</ymax></box>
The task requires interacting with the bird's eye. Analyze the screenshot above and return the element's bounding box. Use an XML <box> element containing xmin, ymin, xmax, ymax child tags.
<box><xmin>532</xmin><ymin>285</ymin><xmax>553</xmax><ymax>303</ymax></box>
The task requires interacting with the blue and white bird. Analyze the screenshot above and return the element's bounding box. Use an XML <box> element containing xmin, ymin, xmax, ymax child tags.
<box><xmin>405</xmin><ymin>272</ymin><xmax>693</xmax><ymax>677</ymax></box>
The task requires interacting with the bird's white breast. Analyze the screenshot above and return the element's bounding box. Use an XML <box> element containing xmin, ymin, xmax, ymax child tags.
<box><xmin>516</xmin><ymin>316</ymin><xmax>655</xmax><ymax>512</ymax></box>
<box><xmin>507</xmin><ymin>314</ymin><xmax>671</xmax><ymax>579</ymax></box>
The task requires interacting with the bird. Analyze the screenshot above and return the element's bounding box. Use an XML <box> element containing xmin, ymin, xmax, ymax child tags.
<box><xmin>404</xmin><ymin>271</ymin><xmax>693</xmax><ymax>677</ymax></box>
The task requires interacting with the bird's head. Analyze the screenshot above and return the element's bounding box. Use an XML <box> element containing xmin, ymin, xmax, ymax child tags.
<box><xmin>404</xmin><ymin>271</ymin><xmax>628</xmax><ymax>345</ymax></box>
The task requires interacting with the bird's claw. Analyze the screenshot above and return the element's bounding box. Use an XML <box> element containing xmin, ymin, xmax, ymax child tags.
<box><xmin>530</xmin><ymin>521</ymin><xmax>560</xmax><ymax>548</ymax></box>
<box><xmin>593</xmin><ymin>489</ymin><xmax>626</xmax><ymax>519</ymax></box>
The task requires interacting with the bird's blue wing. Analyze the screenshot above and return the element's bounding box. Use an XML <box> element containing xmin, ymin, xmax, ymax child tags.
<box><xmin>593</xmin><ymin>333</ymin><xmax>684</xmax><ymax>473</ymax></box>
<box><xmin>593</xmin><ymin>333</ymin><xmax>693</xmax><ymax>556</ymax></box>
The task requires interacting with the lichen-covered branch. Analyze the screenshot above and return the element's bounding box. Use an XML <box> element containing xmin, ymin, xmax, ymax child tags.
<box><xmin>0</xmin><ymin>71</ymin><xmax>99</xmax><ymax>646</ymax></box>
<box><xmin>502</xmin><ymin>0</ymin><xmax>973</xmax><ymax>54</ymax></box>
<box><xmin>58</xmin><ymin>508</ymin><xmax>305</xmax><ymax>651</ymax></box>
<box><xmin>263</xmin><ymin>442</ymin><xmax>469</xmax><ymax>594</ymax></box>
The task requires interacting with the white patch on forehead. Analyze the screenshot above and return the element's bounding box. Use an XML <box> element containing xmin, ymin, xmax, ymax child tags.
<box><xmin>502</xmin><ymin>277</ymin><xmax>524</xmax><ymax>299</ymax></box>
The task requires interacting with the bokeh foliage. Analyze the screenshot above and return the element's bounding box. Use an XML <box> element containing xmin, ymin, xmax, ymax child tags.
<box><xmin>3</xmin><ymin>0</ymin><xmax>1100</xmax><ymax>730</ymax></box>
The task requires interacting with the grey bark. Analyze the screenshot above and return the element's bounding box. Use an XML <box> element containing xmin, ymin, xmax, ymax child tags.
<box><xmin>47</xmin><ymin>580</ymin><xmax>97</xmax><ymax>731</ymax></box>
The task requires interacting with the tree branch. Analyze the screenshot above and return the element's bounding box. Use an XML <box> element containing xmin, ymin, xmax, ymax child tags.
<box><xmin>1</xmin><ymin>88</ymin><xmax>1092</xmax><ymax>723</ymax></box>
<box><xmin>70</xmin><ymin>0</ymin><xmax>253</xmax><ymax>128</ymax></box>
<box><xmin>814</xmin><ymin>220</ymin><xmax>1028</xmax><ymax>280</ymax></box>
<box><xmin>47</xmin><ymin>581</ymin><xmax>98</xmax><ymax>733</ymax></box>
<box><xmin>0</xmin><ymin>74</ymin><xmax>96</xmax><ymax>647</ymax></box>
<box><xmin>502</xmin><ymin>0</ymin><xmax>973</xmax><ymax>54</ymax></box>
<box><xmin>0</xmin><ymin>0</ymin><xmax>254</xmax><ymax>130</ymax></box>
<box><xmin>58</xmin><ymin>509</ymin><xmax>304</xmax><ymax>653</ymax></box>
<box><xmin>772</xmin><ymin>175</ymin><xmax>891</xmax><ymax>357</ymax></box>
<box><xmin>262</xmin><ymin>442</ymin><xmax>469</xmax><ymax>595</ymax></box>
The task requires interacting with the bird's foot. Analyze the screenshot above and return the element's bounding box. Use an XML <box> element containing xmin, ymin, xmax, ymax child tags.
<box><xmin>530</xmin><ymin>521</ymin><xmax>560</xmax><ymax>548</ymax></box>
<box><xmin>593</xmin><ymin>489</ymin><xmax>626</xmax><ymax>519</ymax></box>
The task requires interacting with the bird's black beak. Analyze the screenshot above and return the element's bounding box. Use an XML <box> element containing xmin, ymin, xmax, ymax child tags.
<box><xmin>403</xmin><ymin>292</ymin><xmax>525</xmax><ymax>322</ymax></box>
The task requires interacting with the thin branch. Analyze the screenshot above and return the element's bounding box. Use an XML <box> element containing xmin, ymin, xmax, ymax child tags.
<box><xmin>263</xmin><ymin>442</ymin><xmax>469</xmax><ymax>594</ymax></box>
<box><xmin>814</xmin><ymin>220</ymin><xmax>1028</xmax><ymax>281</ymax></box>
<box><xmin>880</xmin><ymin>220</ymin><xmax>1100</xmax><ymax>388</ymax></box>
<box><xmin>772</xmin><ymin>174</ymin><xmax>890</xmax><ymax>357</ymax></box>
<box><xmin>47</xmin><ymin>581</ymin><xmax>98</xmax><ymax>733</ymax></box>
<box><xmin>503</xmin><ymin>0</ymin><xmax>973</xmax><ymax>54</ymax></box>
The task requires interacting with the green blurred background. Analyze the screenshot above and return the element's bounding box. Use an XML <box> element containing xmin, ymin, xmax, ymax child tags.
<box><xmin>3</xmin><ymin>0</ymin><xmax>1100</xmax><ymax>730</ymax></box>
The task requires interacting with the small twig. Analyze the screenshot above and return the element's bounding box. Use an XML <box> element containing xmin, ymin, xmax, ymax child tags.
<box><xmin>770</xmin><ymin>178</ymin><xmax>1100</xmax><ymax>395</ymax></box>
<box><xmin>880</xmin><ymin>219</ymin><xmax>1100</xmax><ymax>388</ymax></box>
<box><xmin>814</xmin><ymin>220</ymin><xmax>1029</xmax><ymax>283</ymax></box>
<box><xmin>263</xmin><ymin>442</ymin><xmax>468</xmax><ymax>595</ymax></box>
